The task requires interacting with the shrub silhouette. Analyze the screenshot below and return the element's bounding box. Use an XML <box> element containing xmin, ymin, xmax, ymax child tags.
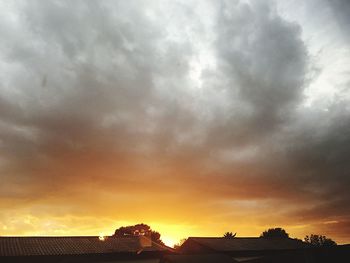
<box><xmin>223</xmin><ymin>232</ymin><xmax>236</xmax><ymax>238</ymax></box>
<box><xmin>260</xmin><ymin>228</ymin><xmax>289</xmax><ymax>238</ymax></box>
<box><xmin>113</xmin><ymin>223</ymin><xmax>164</xmax><ymax>245</ymax></box>
<box><xmin>304</xmin><ymin>234</ymin><xmax>337</xmax><ymax>247</ymax></box>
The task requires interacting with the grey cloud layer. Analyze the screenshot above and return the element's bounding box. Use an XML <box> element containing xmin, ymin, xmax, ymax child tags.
<box><xmin>0</xmin><ymin>0</ymin><xmax>349</xmax><ymax>241</ymax></box>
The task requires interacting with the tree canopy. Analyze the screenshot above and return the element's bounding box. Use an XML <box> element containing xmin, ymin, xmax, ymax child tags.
<box><xmin>304</xmin><ymin>234</ymin><xmax>337</xmax><ymax>247</ymax></box>
<box><xmin>113</xmin><ymin>223</ymin><xmax>164</xmax><ymax>245</ymax></box>
<box><xmin>260</xmin><ymin>228</ymin><xmax>289</xmax><ymax>238</ymax></box>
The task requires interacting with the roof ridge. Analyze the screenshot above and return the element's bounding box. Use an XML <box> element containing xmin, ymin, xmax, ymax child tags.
<box><xmin>0</xmin><ymin>235</ymin><xmax>137</xmax><ymax>238</ymax></box>
<box><xmin>138</xmin><ymin>235</ymin><xmax>175</xmax><ymax>252</ymax></box>
<box><xmin>0</xmin><ymin>235</ymin><xmax>167</xmax><ymax>256</ymax></box>
<box><xmin>188</xmin><ymin>237</ymin><xmax>261</xmax><ymax>239</ymax></box>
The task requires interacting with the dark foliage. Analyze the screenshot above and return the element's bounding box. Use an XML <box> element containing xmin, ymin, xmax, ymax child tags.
<box><xmin>304</xmin><ymin>234</ymin><xmax>337</xmax><ymax>247</ymax></box>
<box><xmin>113</xmin><ymin>223</ymin><xmax>164</xmax><ymax>245</ymax></box>
<box><xmin>223</xmin><ymin>232</ymin><xmax>236</xmax><ymax>238</ymax></box>
<box><xmin>260</xmin><ymin>228</ymin><xmax>290</xmax><ymax>238</ymax></box>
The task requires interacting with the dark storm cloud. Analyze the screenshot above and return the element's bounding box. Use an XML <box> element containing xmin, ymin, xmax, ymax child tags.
<box><xmin>217</xmin><ymin>2</ymin><xmax>306</xmax><ymax>116</ymax></box>
<box><xmin>201</xmin><ymin>1</ymin><xmax>307</xmax><ymax>148</ymax></box>
<box><xmin>281</xmin><ymin>108</ymin><xmax>350</xmax><ymax>213</ymax></box>
<box><xmin>0</xmin><ymin>0</ymin><xmax>349</xmax><ymax>242</ymax></box>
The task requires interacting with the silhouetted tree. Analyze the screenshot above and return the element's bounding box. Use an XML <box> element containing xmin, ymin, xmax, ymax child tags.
<box><xmin>113</xmin><ymin>223</ymin><xmax>164</xmax><ymax>245</ymax></box>
<box><xmin>260</xmin><ymin>228</ymin><xmax>289</xmax><ymax>238</ymax></box>
<box><xmin>223</xmin><ymin>232</ymin><xmax>236</xmax><ymax>238</ymax></box>
<box><xmin>114</xmin><ymin>223</ymin><xmax>150</xmax><ymax>236</ymax></box>
<box><xmin>150</xmin><ymin>230</ymin><xmax>163</xmax><ymax>245</ymax></box>
<box><xmin>304</xmin><ymin>234</ymin><xmax>337</xmax><ymax>247</ymax></box>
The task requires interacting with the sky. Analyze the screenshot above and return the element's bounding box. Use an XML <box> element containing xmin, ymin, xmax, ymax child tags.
<box><xmin>0</xmin><ymin>0</ymin><xmax>350</xmax><ymax>247</ymax></box>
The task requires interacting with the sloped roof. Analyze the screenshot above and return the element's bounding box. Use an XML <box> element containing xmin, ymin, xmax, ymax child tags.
<box><xmin>0</xmin><ymin>236</ymin><xmax>170</xmax><ymax>257</ymax></box>
<box><xmin>184</xmin><ymin>237</ymin><xmax>307</xmax><ymax>252</ymax></box>
<box><xmin>161</xmin><ymin>253</ymin><xmax>238</xmax><ymax>263</ymax></box>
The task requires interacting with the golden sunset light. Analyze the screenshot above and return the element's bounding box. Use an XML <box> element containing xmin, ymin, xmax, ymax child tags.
<box><xmin>0</xmin><ymin>1</ymin><xmax>350</xmax><ymax>260</ymax></box>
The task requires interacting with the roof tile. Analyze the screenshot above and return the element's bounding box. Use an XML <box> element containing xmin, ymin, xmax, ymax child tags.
<box><xmin>0</xmin><ymin>236</ymin><xmax>169</xmax><ymax>257</ymax></box>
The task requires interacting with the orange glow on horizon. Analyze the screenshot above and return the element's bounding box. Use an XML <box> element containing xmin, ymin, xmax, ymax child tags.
<box><xmin>1</xmin><ymin>215</ymin><xmax>348</xmax><ymax>246</ymax></box>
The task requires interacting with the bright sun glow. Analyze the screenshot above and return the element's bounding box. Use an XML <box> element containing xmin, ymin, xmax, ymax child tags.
<box><xmin>161</xmin><ymin>236</ymin><xmax>177</xmax><ymax>248</ymax></box>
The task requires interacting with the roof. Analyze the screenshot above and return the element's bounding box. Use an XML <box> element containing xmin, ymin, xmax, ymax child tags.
<box><xmin>0</xmin><ymin>236</ymin><xmax>170</xmax><ymax>257</ymax></box>
<box><xmin>183</xmin><ymin>237</ymin><xmax>307</xmax><ymax>252</ymax></box>
<box><xmin>161</xmin><ymin>254</ymin><xmax>238</xmax><ymax>263</ymax></box>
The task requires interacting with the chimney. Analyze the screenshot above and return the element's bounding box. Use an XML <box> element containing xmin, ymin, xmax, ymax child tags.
<box><xmin>139</xmin><ymin>234</ymin><xmax>152</xmax><ymax>248</ymax></box>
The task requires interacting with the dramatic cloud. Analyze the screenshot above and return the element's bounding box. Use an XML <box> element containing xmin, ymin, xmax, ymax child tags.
<box><xmin>0</xmin><ymin>0</ymin><xmax>349</xmax><ymax>245</ymax></box>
